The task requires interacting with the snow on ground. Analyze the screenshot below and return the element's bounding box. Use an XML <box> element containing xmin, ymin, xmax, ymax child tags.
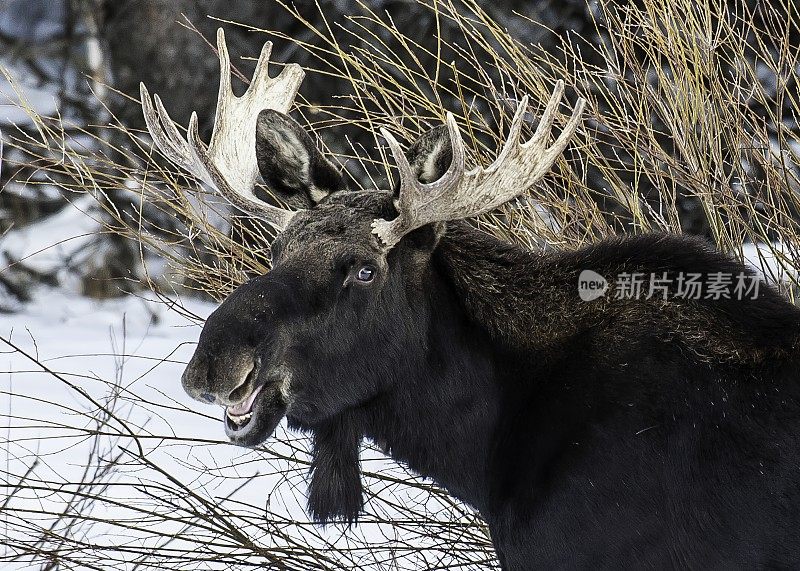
<box><xmin>1</xmin><ymin>195</ymin><xmax>101</xmax><ymax>277</ymax></box>
<box><xmin>0</xmin><ymin>288</ymin><xmax>489</xmax><ymax>570</ymax></box>
<box><xmin>0</xmin><ymin>38</ymin><xmax>60</xmax><ymax>128</ymax></box>
<box><xmin>0</xmin><ymin>70</ymin><xmax>58</xmax><ymax>127</ymax></box>
<box><xmin>0</xmin><ymin>0</ymin><xmax>66</xmax><ymax>126</ymax></box>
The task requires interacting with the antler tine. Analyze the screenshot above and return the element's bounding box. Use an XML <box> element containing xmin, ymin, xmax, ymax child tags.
<box><xmin>380</xmin><ymin>128</ymin><xmax>419</xmax><ymax>200</ymax></box>
<box><xmin>521</xmin><ymin>80</ymin><xmax>585</xmax><ymax>183</ymax></box>
<box><xmin>153</xmin><ymin>94</ymin><xmax>193</xmax><ymax>161</ymax></box>
<box><xmin>214</xmin><ymin>27</ymin><xmax>233</xmax><ymax>117</ymax></box>
<box><xmin>526</xmin><ymin>81</ymin><xmax>564</xmax><ymax>152</ymax></box>
<box><xmin>141</xmin><ymin>83</ymin><xmax>191</xmax><ymax>169</ymax></box>
<box><xmin>372</xmin><ymin>115</ymin><xmax>466</xmax><ymax>247</ymax></box>
<box><xmin>140</xmin><ymin>27</ymin><xmax>305</xmax><ymax>230</ymax></box>
<box><xmin>372</xmin><ymin>83</ymin><xmax>585</xmax><ymax>248</ymax></box>
<box><xmin>491</xmin><ymin>94</ymin><xmax>529</xmax><ymax>169</ymax></box>
<box><xmin>248</xmin><ymin>37</ymin><xmax>282</xmax><ymax>102</ymax></box>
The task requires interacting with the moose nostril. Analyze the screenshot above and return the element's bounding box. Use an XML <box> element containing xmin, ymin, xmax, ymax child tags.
<box><xmin>227</xmin><ymin>363</ymin><xmax>258</xmax><ymax>403</ymax></box>
<box><xmin>227</xmin><ymin>383</ymin><xmax>250</xmax><ymax>404</ymax></box>
<box><xmin>199</xmin><ymin>392</ymin><xmax>216</xmax><ymax>404</ymax></box>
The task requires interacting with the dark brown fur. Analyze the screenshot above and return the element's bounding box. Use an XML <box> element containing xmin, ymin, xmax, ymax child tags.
<box><xmin>181</xmin><ymin>111</ymin><xmax>800</xmax><ymax>569</ymax></box>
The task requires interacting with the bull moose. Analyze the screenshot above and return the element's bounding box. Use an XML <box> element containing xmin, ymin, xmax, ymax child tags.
<box><xmin>141</xmin><ymin>29</ymin><xmax>800</xmax><ymax>569</ymax></box>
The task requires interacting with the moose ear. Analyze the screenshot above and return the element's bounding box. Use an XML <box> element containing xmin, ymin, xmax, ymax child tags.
<box><xmin>402</xmin><ymin>124</ymin><xmax>453</xmax><ymax>184</ymax></box>
<box><xmin>256</xmin><ymin>109</ymin><xmax>346</xmax><ymax>207</ymax></box>
<box><xmin>386</xmin><ymin>125</ymin><xmax>452</xmax><ymax>253</ymax></box>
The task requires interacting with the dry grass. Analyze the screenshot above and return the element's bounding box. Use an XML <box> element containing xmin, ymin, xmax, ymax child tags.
<box><xmin>6</xmin><ymin>0</ymin><xmax>799</xmax><ymax>299</ymax></box>
<box><xmin>263</xmin><ymin>0</ymin><xmax>799</xmax><ymax>291</ymax></box>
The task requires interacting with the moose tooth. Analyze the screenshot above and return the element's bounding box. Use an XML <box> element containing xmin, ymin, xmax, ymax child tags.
<box><xmin>227</xmin><ymin>411</ymin><xmax>253</xmax><ymax>425</ymax></box>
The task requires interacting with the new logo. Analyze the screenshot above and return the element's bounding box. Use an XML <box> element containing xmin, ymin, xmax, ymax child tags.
<box><xmin>578</xmin><ymin>270</ymin><xmax>608</xmax><ymax>301</ymax></box>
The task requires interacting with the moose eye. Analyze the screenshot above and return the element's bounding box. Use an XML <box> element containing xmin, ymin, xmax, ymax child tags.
<box><xmin>356</xmin><ymin>265</ymin><xmax>376</xmax><ymax>283</ymax></box>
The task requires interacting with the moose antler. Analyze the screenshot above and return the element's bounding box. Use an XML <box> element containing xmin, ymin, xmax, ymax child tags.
<box><xmin>372</xmin><ymin>80</ymin><xmax>586</xmax><ymax>248</ymax></box>
<box><xmin>140</xmin><ymin>28</ymin><xmax>305</xmax><ymax>229</ymax></box>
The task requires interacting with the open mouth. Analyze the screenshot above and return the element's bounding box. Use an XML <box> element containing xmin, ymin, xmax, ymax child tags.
<box><xmin>222</xmin><ymin>365</ymin><xmax>290</xmax><ymax>447</ymax></box>
<box><xmin>225</xmin><ymin>384</ymin><xmax>265</xmax><ymax>431</ymax></box>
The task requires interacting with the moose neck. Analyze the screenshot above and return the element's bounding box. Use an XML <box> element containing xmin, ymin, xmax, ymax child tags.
<box><xmin>434</xmin><ymin>221</ymin><xmax>585</xmax><ymax>355</ymax></box>
<box><xmin>355</xmin><ymin>238</ymin><xmax>506</xmax><ymax>513</ymax></box>
<box><xmin>357</xmin><ymin>222</ymin><xmax>592</xmax><ymax>514</ymax></box>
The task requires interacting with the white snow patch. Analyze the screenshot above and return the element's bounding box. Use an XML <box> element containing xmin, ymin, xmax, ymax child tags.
<box><xmin>0</xmin><ymin>290</ymin><xmax>486</xmax><ymax>569</ymax></box>
<box><xmin>0</xmin><ymin>196</ymin><xmax>101</xmax><ymax>291</ymax></box>
<box><xmin>741</xmin><ymin>241</ymin><xmax>798</xmax><ymax>284</ymax></box>
<box><xmin>0</xmin><ymin>70</ymin><xmax>58</xmax><ymax>126</ymax></box>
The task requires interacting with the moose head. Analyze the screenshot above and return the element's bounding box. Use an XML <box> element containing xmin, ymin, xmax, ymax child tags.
<box><xmin>141</xmin><ymin>29</ymin><xmax>584</xmax><ymax>449</ymax></box>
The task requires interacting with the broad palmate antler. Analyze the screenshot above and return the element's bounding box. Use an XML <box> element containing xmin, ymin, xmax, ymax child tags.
<box><xmin>373</xmin><ymin>81</ymin><xmax>585</xmax><ymax>248</ymax></box>
<box><xmin>141</xmin><ymin>31</ymin><xmax>583</xmax><ymax>243</ymax></box>
<box><xmin>140</xmin><ymin>28</ymin><xmax>303</xmax><ymax>229</ymax></box>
